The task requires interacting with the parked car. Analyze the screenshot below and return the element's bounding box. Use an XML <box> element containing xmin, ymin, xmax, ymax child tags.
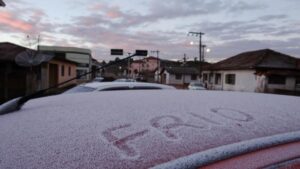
<box><xmin>188</xmin><ymin>82</ymin><xmax>206</xmax><ymax>90</ymax></box>
<box><xmin>64</xmin><ymin>82</ymin><xmax>175</xmax><ymax>94</ymax></box>
<box><xmin>92</xmin><ymin>77</ymin><xmax>104</xmax><ymax>82</ymax></box>
<box><xmin>114</xmin><ymin>78</ymin><xmax>137</xmax><ymax>82</ymax></box>
<box><xmin>0</xmin><ymin>90</ymin><xmax>299</xmax><ymax>169</ymax></box>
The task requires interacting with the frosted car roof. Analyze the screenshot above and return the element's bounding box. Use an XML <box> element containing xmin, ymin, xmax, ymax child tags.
<box><xmin>0</xmin><ymin>90</ymin><xmax>299</xmax><ymax>168</ymax></box>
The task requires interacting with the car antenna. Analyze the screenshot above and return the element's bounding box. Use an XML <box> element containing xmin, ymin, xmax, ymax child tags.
<box><xmin>0</xmin><ymin>50</ymin><xmax>148</xmax><ymax>115</ymax></box>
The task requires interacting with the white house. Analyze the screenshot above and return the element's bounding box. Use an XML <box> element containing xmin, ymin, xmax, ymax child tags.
<box><xmin>160</xmin><ymin>67</ymin><xmax>200</xmax><ymax>89</ymax></box>
<box><xmin>202</xmin><ymin>49</ymin><xmax>300</xmax><ymax>94</ymax></box>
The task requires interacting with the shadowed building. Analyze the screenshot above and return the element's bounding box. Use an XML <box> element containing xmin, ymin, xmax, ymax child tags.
<box><xmin>0</xmin><ymin>42</ymin><xmax>77</xmax><ymax>104</ymax></box>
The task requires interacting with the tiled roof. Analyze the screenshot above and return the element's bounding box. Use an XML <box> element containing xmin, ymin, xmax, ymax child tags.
<box><xmin>210</xmin><ymin>49</ymin><xmax>298</xmax><ymax>70</ymax></box>
<box><xmin>0</xmin><ymin>42</ymin><xmax>34</xmax><ymax>62</ymax></box>
<box><xmin>164</xmin><ymin>67</ymin><xmax>199</xmax><ymax>75</ymax></box>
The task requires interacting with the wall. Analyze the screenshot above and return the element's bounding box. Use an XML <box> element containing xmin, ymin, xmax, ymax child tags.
<box><xmin>267</xmin><ymin>77</ymin><xmax>296</xmax><ymax>92</ymax></box>
<box><xmin>48</xmin><ymin>60</ymin><xmax>77</xmax><ymax>87</ymax></box>
<box><xmin>165</xmin><ymin>72</ymin><xmax>200</xmax><ymax>88</ymax></box>
<box><xmin>204</xmin><ymin>70</ymin><xmax>299</xmax><ymax>93</ymax></box>
<box><xmin>145</xmin><ymin>58</ymin><xmax>159</xmax><ymax>72</ymax></box>
<box><xmin>66</xmin><ymin>53</ymin><xmax>92</xmax><ymax>80</ymax></box>
<box><xmin>39</xmin><ymin>46</ymin><xmax>92</xmax><ymax>80</ymax></box>
<box><xmin>222</xmin><ymin>70</ymin><xmax>257</xmax><ymax>92</ymax></box>
<box><xmin>203</xmin><ymin>70</ymin><xmax>257</xmax><ymax>92</ymax></box>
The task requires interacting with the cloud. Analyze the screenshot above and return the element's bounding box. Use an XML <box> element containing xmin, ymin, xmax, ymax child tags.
<box><xmin>0</xmin><ymin>11</ymin><xmax>33</xmax><ymax>32</ymax></box>
<box><xmin>228</xmin><ymin>1</ymin><xmax>266</xmax><ymax>12</ymax></box>
<box><xmin>0</xmin><ymin>1</ymin><xmax>59</xmax><ymax>36</ymax></box>
<box><xmin>2</xmin><ymin>0</ymin><xmax>300</xmax><ymax>61</ymax></box>
<box><xmin>258</xmin><ymin>14</ymin><xmax>287</xmax><ymax>21</ymax></box>
<box><xmin>209</xmin><ymin>38</ymin><xmax>300</xmax><ymax>59</ymax></box>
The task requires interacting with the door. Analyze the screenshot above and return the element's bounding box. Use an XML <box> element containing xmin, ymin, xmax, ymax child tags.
<box><xmin>49</xmin><ymin>63</ymin><xmax>58</xmax><ymax>87</ymax></box>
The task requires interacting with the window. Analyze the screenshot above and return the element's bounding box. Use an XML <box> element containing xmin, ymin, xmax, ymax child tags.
<box><xmin>225</xmin><ymin>74</ymin><xmax>235</xmax><ymax>85</ymax></box>
<box><xmin>61</xmin><ymin>65</ymin><xmax>65</xmax><ymax>76</ymax></box>
<box><xmin>209</xmin><ymin>73</ymin><xmax>214</xmax><ymax>83</ymax></box>
<box><xmin>175</xmin><ymin>74</ymin><xmax>182</xmax><ymax>80</ymax></box>
<box><xmin>64</xmin><ymin>86</ymin><xmax>96</xmax><ymax>93</ymax></box>
<box><xmin>296</xmin><ymin>78</ymin><xmax>300</xmax><ymax>88</ymax></box>
<box><xmin>68</xmin><ymin>66</ymin><xmax>71</xmax><ymax>76</ymax></box>
<box><xmin>191</xmin><ymin>74</ymin><xmax>197</xmax><ymax>80</ymax></box>
<box><xmin>203</xmin><ymin>73</ymin><xmax>208</xmax><ymax>81</ymax></box>
<box><xmin>215</xmin><ymin>73</ymin><xmax>221</xmax><ymax>85</ymax></box>
<box><xmin>268</xmin><ymin>75</ymin><xmax>286</xmax><ymax>85</ymax></box>
<box><xmin>77</xmin><ymin>70</ymin><xmax>88</xmax><ymax>79</ymax></box>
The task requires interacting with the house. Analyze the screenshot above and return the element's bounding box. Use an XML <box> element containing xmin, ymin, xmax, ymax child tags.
<box><xmin>100</xmin><ymin>58</ymin><xmax>130</xmax><ymax>80</ymax></box>
<box><xmin>203</xmin><ymin>49</ymin><xmax>300</xmax><ymax>94</ymax></box>
<box><xmin>46</xmin><ymin>56</ymin><xmax>77</xmax><ymax>89</ymax></box>
<box><xmin>160</xmin><ymin>67</ymin><xmax>200</xmax><ymax>89</ymax></box>
<box><xmin>38</xmin><ymin>45</ymin><xmax>92</xmax><ymax>82</ymax></box>
<box><xmin>129</xmin><ymin>56</ymin><xmax>160</xmax><ymax>82</ymax></box>
<box><xmin>0</xmin><ymin>42</ymin><xmax>77</xmax><ymax>104</ymax></box>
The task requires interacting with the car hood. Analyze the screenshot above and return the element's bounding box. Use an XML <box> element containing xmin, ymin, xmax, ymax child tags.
<box><xmin>0</xmin><ymin>90</ymin><xmax>300</xmax><ymax>168</ymax></box>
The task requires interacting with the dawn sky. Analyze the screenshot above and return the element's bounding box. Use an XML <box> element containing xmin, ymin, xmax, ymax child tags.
<box><xmin>1</xmin><ymin>0</ymin><xmax>300</xmax><ymax>62</ymax></box>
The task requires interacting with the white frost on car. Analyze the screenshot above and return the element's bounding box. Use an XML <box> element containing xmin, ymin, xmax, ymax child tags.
<box><xmin>64</xmin><ymin>82</ymin><xmax>175</xmax><ymax>94</ymax></box>
<box><xmin>0</xmin><ymin>90</ymin><xmax>299</xmax><ymax>168</ymax></box>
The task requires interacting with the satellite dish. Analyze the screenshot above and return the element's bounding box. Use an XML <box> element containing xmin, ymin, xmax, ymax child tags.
<box><xmin>0</xmin><ymin>0</ymin><xmax>5</xmax><ymax>7</ymax></box>
<box><xmin>15</xmin><ymin>49</ymin><xmax>54</xmax><ymax>67</ymax></box>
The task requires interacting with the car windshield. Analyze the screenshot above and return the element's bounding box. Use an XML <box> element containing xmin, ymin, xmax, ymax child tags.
<box><xmin>64</xmin><ymin>86</ymin><xmax>96</xmax><ymax>94</ymax></box>
<box><xmin>191</xmin><ymin>83</ymin><xmax>204</xmax><ymax>87</ymax></box>
<box><xmin>114</xmin><ymin>79</ymin><xmax>136</xmax><ymax>82</ymax></box>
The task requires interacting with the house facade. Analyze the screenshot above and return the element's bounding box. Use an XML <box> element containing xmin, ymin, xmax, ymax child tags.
<box><xmin>39</xmin><ymin>45</ymin><xmax>92</xmax><ymax>81</ymax></box>
<box><xmin>203</xmin><ymin>49</ymin><xmax>300</xmax><ymax>94</ymax></box>
<box><xmin>129</xmin><ymin>56</ymin><xmax>160</xmax><ymax>82</ymax></box>
<box><xmin>45</xmin><ymin>58</ymin><xmax>77</xmax><ymax>88</ymax></box>
<box><xmin>160</xmin><ymin>67</ymin><xmax>200</xmax><ymax>89</ymax></box>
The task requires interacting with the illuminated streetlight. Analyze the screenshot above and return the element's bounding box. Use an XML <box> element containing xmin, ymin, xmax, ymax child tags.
<box><xmin>206</xmin><ymin>48</ymin><xmax>211</xmax><ymax>53</ymax></box>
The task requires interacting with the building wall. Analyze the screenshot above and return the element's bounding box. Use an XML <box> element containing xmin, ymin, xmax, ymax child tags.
<box><xmin>165</xmin><ymin>72</ymin><xmax>200</xmax><ymax>88</ymax></box>
<box><xmin>203</xmin><ymin>70</ymin><xmax>257</xmax><ymax>92</ymax></box>
<box><xmin>203</xmin><ymin>70</ymin><xmax>299</xmax><ymax>93</ymax></box>
<box><xmin>145</xmin><ymin>58</ymin><xmax>159</xmax><ymax>72</ymax></box>
<box><xmin>222</xmin><ymin>70</ymin><xmax>257</xmax><ymax>92</ymax></box>
<box><xmin>267</xmin><ymin>77</ymin><xmax>296</xmax><ymax>92</ymax></box>
<box><xmin>130</xmin><ymin>62</ymin><xmax>142</xmax><ymax>73</ymax></box>
<box><xmin>39</xmin><ymin>46</ymin><xmax>92</xmax><ymax>81</ymax></box>
<box><xmin>129</xmin><ymin>58</ymin><xmax>159</xmax><ymax>79</ymax></box>
<box><xmin>48</xmin><ymin>60</ymin><xmax>77</xmax><ymax>87</ymax></box>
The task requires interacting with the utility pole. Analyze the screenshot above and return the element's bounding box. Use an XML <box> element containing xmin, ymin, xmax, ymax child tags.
<box><xmin>202</xmin><ymin>45</ymin><xmax>206</xmax><ymax>62</ymax></box>
<box><xmin>151</xmin><ymin>50</ymin><xmax>160</xmax><ymax>83</ymax></box>
<box><xmin>127</xmin><ymin>52</ymin><xmax>131</xmax><ymax>79</ymax></box>
<box><xmin>188</xmin><ymin>32</ymin><xmax>204</xmax><ymax>79</ymax></box>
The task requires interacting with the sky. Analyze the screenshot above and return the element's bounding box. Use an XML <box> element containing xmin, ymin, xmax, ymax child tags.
<box><xmin>1</xmin><ymin>0</ymin><xmax>300</xmax><ymax>62</ymax></box>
